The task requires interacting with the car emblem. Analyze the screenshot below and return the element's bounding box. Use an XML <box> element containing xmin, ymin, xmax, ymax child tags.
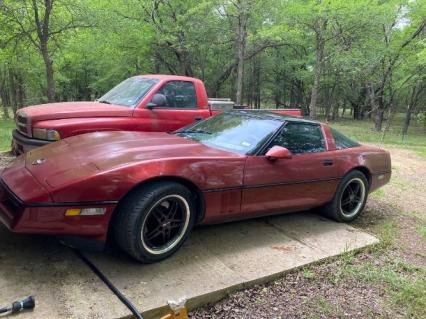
<box><xmin>32</xmin><ymin>158</ymin><xmax>46</xmax><ymax>165</ymax></box>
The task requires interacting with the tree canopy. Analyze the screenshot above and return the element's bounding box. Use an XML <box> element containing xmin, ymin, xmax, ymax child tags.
<box><xmin>0</xmin><ymin>0</ymin><xmax>425</xmax><ymax>132</ymax></box>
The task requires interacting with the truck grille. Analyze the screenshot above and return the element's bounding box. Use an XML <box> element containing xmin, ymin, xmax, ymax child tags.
<box><xmin>16</xmin><ymin>112</ymin><xmax>31</xmax><ymax>137</ymax></box>
<box><xmin>17</xmin><ymin>114</ymin><xmax>28</xmax><ymax>124</ymax></box>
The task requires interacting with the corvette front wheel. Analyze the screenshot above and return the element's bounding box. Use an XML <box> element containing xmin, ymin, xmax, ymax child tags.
<box><xmin>114</xmin><ymin>182</ymin><xmax>196</xmax><ymax>263</ymax></box>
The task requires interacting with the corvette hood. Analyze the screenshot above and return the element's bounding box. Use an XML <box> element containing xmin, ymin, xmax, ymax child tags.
<box><xmin>17</xmin><ymin>101</ymin><xmax>132</xmax><ymax>122</ymax></box>
<box><xmin>24</xmin><ymin>131</ymin><xmax>236</xmax><ymax>189</ymax></box>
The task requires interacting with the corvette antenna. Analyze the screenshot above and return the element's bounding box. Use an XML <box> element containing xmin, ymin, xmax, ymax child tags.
<box><xmin>73</xmin><ymin>249</ymin><xmax>144</xmax><ymax>319</ymax></box>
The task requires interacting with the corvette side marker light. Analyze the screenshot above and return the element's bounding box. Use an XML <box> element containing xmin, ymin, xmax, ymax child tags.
<box><xmin>65</xmin><ymin>208</ymin><xmax>106</xmax><ymax>216</ymax></box>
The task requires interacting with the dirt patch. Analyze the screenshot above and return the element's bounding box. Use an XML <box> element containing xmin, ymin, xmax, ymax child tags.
<box><xmin>191</xmin><ymin>252</ymin><xmax>401</xmax><ymax>319</ymax></box>
<box><xmin>0</xmin><ymin>152</ymin><xmax>13</xmax><ymax>170</ymax></box>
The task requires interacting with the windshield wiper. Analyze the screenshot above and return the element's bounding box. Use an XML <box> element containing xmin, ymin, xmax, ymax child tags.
<box><xmin>178</xmin><ymin>129</ymin><xmax>212</xmax><ymax>135</ymax></box>
<box><xmin>97</xmin><ymin>99</ymin><xmax>111</xmax><ymax>104</ymax></box>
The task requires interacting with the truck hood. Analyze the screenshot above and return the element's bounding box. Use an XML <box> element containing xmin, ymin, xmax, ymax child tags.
<box><xmin>23</xmin><ymin>131</ymin><xmax>237</xmax><ymax>189</ymax></box>
<box><xmin>18</xmin><ymin>101</ymin><xmax>133</xmax><ymax>122</ymax></box>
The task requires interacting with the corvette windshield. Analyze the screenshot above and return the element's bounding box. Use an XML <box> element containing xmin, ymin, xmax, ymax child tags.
<box><xmin>97</xmin><ymin>77</ymin><xmax>159</xmax><ymax>107</ymax></box>
<box><xmin>175</xmin><ymin>112</ymin><xmax>283</xmax><ymax>154</ymax></box>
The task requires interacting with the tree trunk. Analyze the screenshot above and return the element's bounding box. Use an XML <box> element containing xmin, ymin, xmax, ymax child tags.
<box><xmin>309</xmin><ymin>20</ymin><xmax>326</xmax><ymax>119</ymax></box>
<box><xmin>15</xmin><ymin>70</ymin><xmax>26</xmax><ymax>108</ymax></box>
<box><xmin>8</xmin><ymin>68</ymin><xmax>17</xmax><ymax>114</ymax></box>
<box><xmin>309</xmin><ymin>48</ymin><xmax>322</xmax><ymax>118</ymax></box>
<box><xmin>374</xmin><ymin>108</ymin><xmax>384</xmax><ymax>132</ymax></box>
<box><xmin>341</xmin><ymin>104</ymin><xmax>347</xmax><ymax>118</ymax></box>
<box><xmin>402</xmin><ymin>85</ymin><xmax>424</xmax><ymax>139</ymax></box>
<box><xmin>41</xmin><ymin>44</ymin><xmax>55</xmax><ymax>102</ymax></box>
<box><xmin>0</xmin><ymin>69</ymin><xmax>10</xmax><ymax>118</ymax></box>
<box><xmin>235</xmin><ymin>0</ymin><xmax>248</xmax><ymax>106</ymax></box>
<box><xmin>401</xmin><ymin>104</ymin><xmax>413</xmax><ymax>140</ymax></box>
<box><xmin>1</xmin><ymin>104</ymin><xmax>10</xmax><ymax>119</ymax></box>
<box><xmin>331</xmin><ymin>102</ymin><xmax>339</xmax><ymax>120</ymax></box>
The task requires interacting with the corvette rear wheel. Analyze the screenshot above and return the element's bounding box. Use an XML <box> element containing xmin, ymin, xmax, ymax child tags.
<box><xmin>114</xmin><ymin>182</ymin><xmax>196</xmax><ymax>263</ymax></box>
<box><xmin>321</xmin><ymin>170</ymin><xmax>369</xmax><ymax>222</ymax></box>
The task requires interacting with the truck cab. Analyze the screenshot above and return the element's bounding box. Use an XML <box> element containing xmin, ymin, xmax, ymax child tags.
<box><xmin>12</xmin><ymin>74</ymin><xmax>301</xmax><ymax>154</ymax></box>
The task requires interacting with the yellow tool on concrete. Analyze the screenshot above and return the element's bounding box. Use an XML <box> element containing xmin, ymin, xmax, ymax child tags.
<box><xmin>160</xmin><ymin>298</ymin><xmax>188</xmax><ymax>319</ymax></box>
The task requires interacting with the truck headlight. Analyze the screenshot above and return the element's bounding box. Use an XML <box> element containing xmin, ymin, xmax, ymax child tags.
<box><xmin>32</xmin><ymin>128</ymin><xmax>61</xmax><ymax>141</ymax></box>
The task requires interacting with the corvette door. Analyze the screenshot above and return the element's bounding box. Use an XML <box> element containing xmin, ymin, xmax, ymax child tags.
<box><xmin>241</xmin><ymin>122</ymin><xmax>339</xmax><ymax>216</ymax></box>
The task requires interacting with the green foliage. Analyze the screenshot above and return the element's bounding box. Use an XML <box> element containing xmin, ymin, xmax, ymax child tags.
<box><xmin>0</xmin><ymin>0</ymin><xmax>424</xmax><ymax>135</ymax></box>
<box><xmin>0</xmin><ymin>118</ymin><xmax>14</xmax><ymax>152</ymax></box>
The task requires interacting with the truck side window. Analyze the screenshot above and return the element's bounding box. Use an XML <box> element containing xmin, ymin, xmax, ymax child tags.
<box><xmin>268</xmin><ymin>123</ymin><xmax>326</xmax><ymax>154</ymax></box>
<box><xmin>157</xmin><ymin>81</ymin><xmax>197</xmax><ymax>108</ymax></box>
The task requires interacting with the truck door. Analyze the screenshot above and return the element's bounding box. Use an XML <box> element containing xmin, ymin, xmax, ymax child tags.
<box><xmin>134</xmin><ymin>80</ymin><xmax>211</xmax><ymax>132</ymax></box>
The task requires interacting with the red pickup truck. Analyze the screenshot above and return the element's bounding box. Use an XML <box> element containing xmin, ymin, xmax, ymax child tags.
<box><xmin>12</xmin><ymin>75</ymin><xmax>301</xmax><ymax>154</ymax></box>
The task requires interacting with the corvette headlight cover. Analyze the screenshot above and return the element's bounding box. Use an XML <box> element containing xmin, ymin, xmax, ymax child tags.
<box><xmin>32</xmin><ymin>128</ymin><xmax>61</xmax><ymax>141</ymax></box>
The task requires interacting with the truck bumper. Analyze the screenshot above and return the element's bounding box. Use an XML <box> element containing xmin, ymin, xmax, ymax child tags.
<box><xmin>12</xmin><ymin>129</ymin><xmax>51</xmax><ymax>155</ymax></box>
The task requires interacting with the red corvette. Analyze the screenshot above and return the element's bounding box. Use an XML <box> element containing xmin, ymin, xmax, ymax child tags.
<box><xmin>0</xmin><ymin>111</ymin><xmax>391</xmax><ymax>262</ymax></box>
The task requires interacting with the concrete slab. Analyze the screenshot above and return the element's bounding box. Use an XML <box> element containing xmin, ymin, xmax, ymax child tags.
<box><xmin>0</xmin><ymin>212</ymin><xmax>378</xmax><ymax>319</ymax></box>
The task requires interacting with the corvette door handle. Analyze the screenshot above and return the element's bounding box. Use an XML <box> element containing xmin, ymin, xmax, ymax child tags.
<box><xmin>322</xmin><ymin>159</ymin><xmax>334</xmax><ymax>166</ymax></box>
<box><xmin>194</xmin><ymin>117</ymin><xmax>203</xmax><ymax>121</ymax></box>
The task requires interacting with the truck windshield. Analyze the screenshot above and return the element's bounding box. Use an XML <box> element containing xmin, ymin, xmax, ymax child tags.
<box><xmin>175</xmin><ymin>112</ymin><xmax>283</xmax><ymax>155</ymax></box>
<box><xmin>97</xmin><ymin>77</ymin><xmax>159</xmax><ymax>107</ymax></box>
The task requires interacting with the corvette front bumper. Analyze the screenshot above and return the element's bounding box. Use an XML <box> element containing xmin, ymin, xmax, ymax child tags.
<box><xmin>0</xmin><ymin>179</ymin><xmax>116</xmax><ymax>243</ymax></box>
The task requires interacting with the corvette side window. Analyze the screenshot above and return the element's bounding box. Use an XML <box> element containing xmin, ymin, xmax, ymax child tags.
<box><xmin>331</xmin><ymin>128</ymin><xmax>360</xmax><ymax>150</ymax></box>
<box><xmin>270</xmin><ymin>123</ymin><xmax>326</xmax><ymax>154</ymax></box>
<box><xmin>157</xmin><ymin>81</ymin><xmax>197</xmax><ymax>108</ymax></box>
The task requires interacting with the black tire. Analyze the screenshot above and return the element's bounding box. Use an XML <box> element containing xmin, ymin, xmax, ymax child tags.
<box><xmin>320</xmin><ymin>170</ymin><xmax>369</xmax><ymax>222</ymax></box>
<box><xmin>113</xmin><ymin>181</ymin><xmax>196</xmax><ymax>263</ymax></box>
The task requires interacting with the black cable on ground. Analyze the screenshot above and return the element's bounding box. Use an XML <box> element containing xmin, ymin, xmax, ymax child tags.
<box><xmin>73</xmin><ymin>249</ymin><xmax>144</xmax><ymax>319</ymax></box>
<box><xmin>0</xmin><ymin>296</ymin><xmax>35</xmax><ymax>315</ymax></box>
<box><xmin>0</xmin><ymin>307</ymin><xmax>10</xmax><ymax>314</ymax></box>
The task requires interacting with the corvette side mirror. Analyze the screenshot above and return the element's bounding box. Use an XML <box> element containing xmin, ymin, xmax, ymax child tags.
<box><xmin>147</xmin><ymin>93</ymin><xmax>167</xmax><ymax>109</ymax></box>
<box><xmin>265</xmin><ymin>146</ymin><xmax>292</xmax><ymax>160</ymax></box>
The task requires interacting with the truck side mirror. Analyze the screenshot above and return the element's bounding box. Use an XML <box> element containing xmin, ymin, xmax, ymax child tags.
<box><xmin>147</xmin><ymin>93</ymin><xmax>167</xmax><ymax>109</ymax></box>
<box><xmin>265</xmin><ymin>146</ymin><xmax>292</xmax><ymax>160</ymax></box>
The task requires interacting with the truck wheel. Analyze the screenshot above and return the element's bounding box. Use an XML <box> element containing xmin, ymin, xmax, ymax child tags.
<box><xmin>114</xmin><ymin>182</ymin><xmax>196</xmax><ymax>263</ymax></box>
<box><xmin>320</xmin><ymin>170</ymin><xmax>369</xmax><ymax>222</ymax></box>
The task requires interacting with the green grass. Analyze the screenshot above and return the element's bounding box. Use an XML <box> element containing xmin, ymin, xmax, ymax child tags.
<box><xmin>401</xmin><ymin>211</ymin><xmax>426</xmax><ymax>239</ymax></box>
<box><xmin>331</xmin><ymin>221</ymin><xmax>426</xmax><ymax>318</ymax></box>
<box><xmin>302</xmin><ymin>268</ymin><xmax>315</xmax><ymax>279</ymax></box>
<box><xmin>329</xmin><ymin>119</ymin><xmax>424</xmax><ymax>147</ymax></box>
<box><xmin>0</xmin><ymin>113</ymin><xmax>14</xmax><ymax>152</ymax></box>
<box><xmin>312</xmin><ymin>296</ymin><xmax>345</xmax><ymax>318</ymax></box>
<box><xmin>326</xmin><ymin>113</ymin><xmax>426</xmax><ymax>156</ymax></box>
<box><xmin>402</xmin><ymin>210</ymin><xmax>426</xmax><ymax>223</ymax></box>
<box><xmin>339</xmin><ymin>257</ymin><xmax>426</xmax><ymax>317</ymax></box>
<box><xmin>370</xmin><ymin>188</ymin><xmax>385</xmax><ymax>199</ymax></box>
<box><xmin>417</xmin><ymin>226</ymin><xmax>426</xmax><ymax>239</ymax></box>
